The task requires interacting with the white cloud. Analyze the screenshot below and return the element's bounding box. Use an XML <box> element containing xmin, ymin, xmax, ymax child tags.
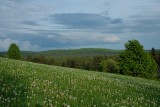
<box><xmin>20</xmin><ymin>41</ymin><xmax>39</xmax><ymax>51</ymax></box>
<box><xmin>57</xmin><ymin>32</ymin><xmax>121</xmax><ymax>44</ymax></box>
<box><xmin>100</xmin><ymin>36</ymin><xmax>121</xmax><ymax>42</ymax></box>
<box><xmin>88</xmin><ymin>34</ymin><xmax>121</xmax><ymax>43</ymax></box>
<box><xmin>46</xmin><ymin>35</ymin><xmax>57</xmax><ymax>39</ymax></box>
<box><xmin>0</xmin><ymin>38</ymin><xmax>39</xmax><ymax>51</ymax></box>
<box><xmin>0</xmin><ymin>38</ymin><xmax>18</xmax><ymax>51</ymax></box>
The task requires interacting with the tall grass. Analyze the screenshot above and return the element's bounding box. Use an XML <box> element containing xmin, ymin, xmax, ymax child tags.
<box><xmin>0</xmin><ymin>57</ymin><xmax>160</xmax><ymax>107</ymax></box>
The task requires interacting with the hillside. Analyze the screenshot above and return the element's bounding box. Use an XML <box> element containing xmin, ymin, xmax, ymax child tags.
<box><xmin>0</xmin><ymin>48</ymin><xmax>121</xmax><ymax>57</ymax></box>
<box><xmin>1</xmin><ymin>48</ymin><xmax>157</xmax><ymax>58</ymax></box>
<box><xmin>0</xmin><ymin>57</ymin><xmax>160</xmax><ymax>106</ymax></box>
<box><xmin>38</xmin><ymin>48</ymin><xmax>121</xmax><ymax>57</ymax></box>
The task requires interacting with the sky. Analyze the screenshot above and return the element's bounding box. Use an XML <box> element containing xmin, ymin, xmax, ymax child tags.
<box><xmin>0</xmin><ymin>0</ymin><xmax>160</xmax><ymax>51</ymax></box>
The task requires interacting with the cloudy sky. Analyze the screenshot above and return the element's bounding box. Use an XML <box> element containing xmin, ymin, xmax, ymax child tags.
<box><xmin>0</xmin><ymin>0</ymin><xmax>160</xmax><ymax>51</ymax></box>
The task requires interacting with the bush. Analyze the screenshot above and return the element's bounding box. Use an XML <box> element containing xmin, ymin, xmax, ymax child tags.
<box><xmin>66</xmin><ymin>59</ymin><xmax>78</xmax><ymax>68</ymax></box>
<box><xmin>92</xmin><ymin>56</ymin><xmax>104</xmax><ymax>71</ymax></box>
<box><xmin>26</xmin><ymin>55</ymin><xmax>55</xmax><ymax>65</ymax></box>
<box><xmin>100</xmin><ymin>59</ymin><xmax>119</xmax><ymax>73</ymax></box>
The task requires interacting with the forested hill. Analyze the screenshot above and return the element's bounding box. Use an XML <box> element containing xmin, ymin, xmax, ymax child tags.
<box><xmin>37</xmin><ymin>48</ymin><xmax>121</xmax><ymax>57</ymax></box>
<box><xmin>1</xmin><ymin>48</ymin><xmax>121</xmax><ymax>57</ymax></box>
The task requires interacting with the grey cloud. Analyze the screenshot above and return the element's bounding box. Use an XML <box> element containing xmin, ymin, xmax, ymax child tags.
<box><xmin>0</xmin><ymin>0</ymin><xmax>159</xmax><ymax>51</ymax></box>
<box><xmin>101</xmin><ymin>26</ymin><xmax>126</xmax><ymax>34</ymax></box>
<box><xmin>50</xmin><ymin>13</ymin><xmax>123</xmax><ymax>30</ymax></box>
<box><xmin>111</xmin><ymin>19</ymin><xmax>122</xmax><ymax>24</ymax></box>
<box><xmin>21</xmin><ymin>21</ymin><xmax>39</xmax><ymax>26</ymax></box>
<box><xmin>155</xmin><ymin>0</ymin><xmax>160</xmax><ymax>3</ymax></box>
<box><xmin>0</xmin><ymin>0</ymin><xmax>27</xmax><ymax>9</ymax></box>
<box><xmin>129</xmin><ymin>15</ymin><xmax>160</xmax><ymax>33</ymax></box>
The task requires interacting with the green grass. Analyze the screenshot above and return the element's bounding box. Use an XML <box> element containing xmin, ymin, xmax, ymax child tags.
<box><xmin>0</xmin><ymin>57</ymin><xmax>160</xmax><ymax>107</ymax></box>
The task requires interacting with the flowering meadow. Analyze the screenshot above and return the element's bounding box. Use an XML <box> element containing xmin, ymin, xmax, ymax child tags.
<box><xmin>0</xmin><ymin>57</ymin><xmax>160</xmax><ymax>107</ymax></box>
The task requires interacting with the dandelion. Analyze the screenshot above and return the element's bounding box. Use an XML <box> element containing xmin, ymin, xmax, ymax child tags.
<box><xmin>14</xmin><ymin>92</ymin><xmax>18</xmax><ymax>96</ymax></box>
<box><xmin>63</xmin><ymin>103</ymin><xmax>70</xmax><ymax>107</ymax></box>
<box><xmin>27</xmin><ymin>102</ymin><xmax>30</xmax><ymax>107</ymax></box>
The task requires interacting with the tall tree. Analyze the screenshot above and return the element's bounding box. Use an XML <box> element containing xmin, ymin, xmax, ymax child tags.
<box><xmin>151</xmin><ymin>47</ymin><xmax>159</xmax><ymax>64</ymax></box>
<box><xmin>0</xmin><ymin>53</ymin><xmax>3</xmax><ymax>57</ymax></box>
<box><xmin>8</xmin><ymin>43</ymin><xmax>22</xmax><ymax>60</ymax></box>
<box><xmin>119</xmin><ymin>40</ymin><xmax>157</xmax><ymax>79</ymax></box>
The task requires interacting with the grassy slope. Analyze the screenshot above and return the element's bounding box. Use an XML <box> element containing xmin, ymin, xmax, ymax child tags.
<box><xmin>0</xmin><ymin>57</ymin><xmax>160</xmax><ymax>107</ymax></box>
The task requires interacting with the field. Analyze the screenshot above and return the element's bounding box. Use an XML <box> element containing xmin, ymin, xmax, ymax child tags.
<box><xmin>0</xmin><ymin>57</ymin><xmax>160</xmax><ymax>107</ymax></box>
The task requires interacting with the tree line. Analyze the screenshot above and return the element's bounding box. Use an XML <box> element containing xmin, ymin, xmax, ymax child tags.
<box><xmin>3</xmin><ymin>40</ymin><xmax>160</xmax><ymax>79</ymax></box>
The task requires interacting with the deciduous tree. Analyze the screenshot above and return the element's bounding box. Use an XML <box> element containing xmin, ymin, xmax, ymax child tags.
<box><xmin>119</xmin><ymin>40</ymin><xmax>157</xmax><ymax>78</ymax></box>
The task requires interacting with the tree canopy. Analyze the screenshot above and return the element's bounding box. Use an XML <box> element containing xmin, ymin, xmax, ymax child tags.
<box><xmin>119</xmin><ymin>40</ymin><xmax>157</xmax><ymax>79</ymax></box>
<box><xmin>7</xmin><ymin>43</ymin><xmax>22</xmax><ymax>60</ymax></box>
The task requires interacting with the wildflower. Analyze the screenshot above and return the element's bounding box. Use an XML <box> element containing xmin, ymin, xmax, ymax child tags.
<box><xmin>63</xmin><ymin>103</ymin><xmax>70</xmax><ymax>107</ymax></box>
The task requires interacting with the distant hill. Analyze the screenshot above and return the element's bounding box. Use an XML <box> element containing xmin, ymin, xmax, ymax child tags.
<box><xmin>37</xmin><ymin>48</ymin><xmax>121</xmax><ymax>57</ymax></box>
<box><xmin>1</xmin><ymin>48</ymin><xmax>122</xmax><ymax>57</ymax></box>
<box><xmin>1</xmin><ymin>48</ymin><xmax>157</xmax><ymax>58</ymax></box>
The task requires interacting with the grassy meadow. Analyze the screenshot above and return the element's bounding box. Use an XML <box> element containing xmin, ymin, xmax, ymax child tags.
<box><xmin>0</xmin><ymin>57</ymin><xmax>160</xmax><ymax>107</ymax></box>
